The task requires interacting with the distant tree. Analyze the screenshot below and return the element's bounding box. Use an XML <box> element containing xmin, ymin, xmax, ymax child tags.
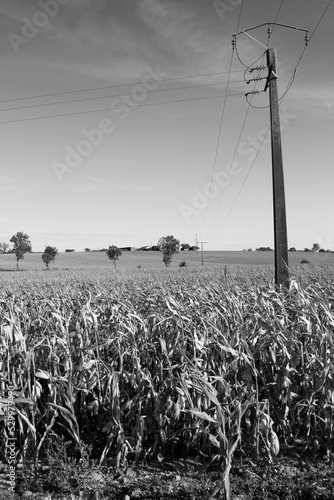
<box><xmin>180</xmin><ymin>243</ymin><xmax>190</xmax><ymax>251</ymax></box>
<box><xmin>42</xmin><ymin>246</ymin><xmax>58</xmax><ymax>270</ymax></box>
<box><xmin>65</xmin><ymin>249</ymin><xmax>75</xmax><ymax>252</ymax></box>
<box><xmin>188</xmin><ymin>245</ymin><xmax>199</xmax><ymax>251</ymax></box>
<box><xmin>0</xmin><ymin>242</ymin><xmax>10</xmax><ymax>253</ymax></box>
<box><xmin>84</xmin><ymin>248</ymin><xmax>91</xmax><ymax>252</ymax></box>
<box><xmin>289</xmin><ymin>247</ymin><xmax>297</xmax><ymax>252</ymax></box>
<box><xmin>158</xmin><ymin>235</ymin><xmax>180</xmax><ymax>267</ymax></box>
<box><xmin>106</xmin><ymin>245</ymin><xmax>122</xmax><ymax>269</ymax></box>
<box><xmin>319</xmin><ymin>248</ymin><xmax>326</xmax><ymax>253</ymax></box>
<box><xmin>312</xmin><ymin>243</ymin><xmax>320</xmax><ymax>252</ymax></box>
<box><xmin>256</xmin><ymin>246</ymin><xmax>273</xmax><ymax>251</ymax></box>
<box><xmin>10</xmin><ymin>232</ymin><xmax>32</xmax><ymax>270</ymax></box>
<box><xmin>304</xmin><ymin>248</ymin><xmax>311</xmax><ymax>252</ymax></box>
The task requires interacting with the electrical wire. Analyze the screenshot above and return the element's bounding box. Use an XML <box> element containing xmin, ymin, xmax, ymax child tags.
<box><xmin>204</xmin><ymin>50</ymin><xmax>269</xmax><ymax>239</ymax></box>
<box><xmin>205</xmin><ymin>1</ymin><xmax>284</xmax><ymax>241</ymax></box>
<box><xmin>208</xmin><ymin>51</ymin><xmax>270</xmax><ymax>242</ymax></box>
<box><xmin>235</xmin><ymin>0</ymin><xmax>245</xmax><ymax>33</ymax></box>
<box><xmin>0</xmin><ymin>92</ymin><xmax>244</xmax><ymax>126</ymax></box>
<box><xmin>0</xmin><ymin>79</ymin><xmax>246</xmax><ymax>114</ymax></box>
<box><xmin>207</xmin><ymin>0</ymin><xmax>333</xmax><ymax>243</ymax></box>
<box><xmin>204</xmin><ymin>100</ymin><xmax>252</xmax><ymax>240</ymax></box>
<box><xmin>309</xmin><ymin>0</ymin><xmax>333</xmax><ymax>40</ymax></box>
<box><xmin>198</xmin><ymin>0</ymin><xmax>244</xmax><ymax>240</ymax></box>
<box><xmin>235</xmin><ymin>0</ymin><xmax>282</xmax><ymax>78</ymax></box>
<box><xmin>209</xmin><ymin>126</ymin><xmax>270</xmax><ymax>243</ymax></box>
<box><xmin>274</xmin><ymin>29</ymin><xmax>296</xmax><ymax>50</ymax></box>
<box><xmin>293</xmin><ymin>0</ymin><xmax>333</xmax><ymax>73</ymax></box>
<box><xmin>199</xmin><ymin>54</ymin><xmax>236</xmax><ymax>240</ymax></box>
<box><xmin>234</xmin><ymin>43</ymin><xmax>251</xmax><ymax>69</ymax></box>
<box><xmin>245</xmin><ymin>69</ymin><xmax>296</xmax><ymax>109</ymax></box>
<box><xmin>210</xmin><ymin>80</ymin><xmax>294</xmax><ymax>243</ymax></box>
<box><xmin>273</xmin><ymin>0</ymin><xmax>284</xmax><ymax>26</ymax></box>
<box><xmin>0</xmin><ymin>70</ymin><xmax>244</xmax><ymax>105</ymax></box>
<box><xmin>246</xmin><ymin>0</ymin><xmax>333</xmax><ymax>109</ymax></box>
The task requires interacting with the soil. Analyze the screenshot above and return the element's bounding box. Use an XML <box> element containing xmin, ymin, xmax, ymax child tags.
<box><xmin>13</xmin><ymin>452</ymin><xmax>334</xmax><ymax>500</ymax></box>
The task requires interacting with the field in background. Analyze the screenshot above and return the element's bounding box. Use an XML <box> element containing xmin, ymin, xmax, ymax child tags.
<box><xmin>0</xmin><ymin>249</ymin><xmax>333</xmax><ymax>273</ymax></box>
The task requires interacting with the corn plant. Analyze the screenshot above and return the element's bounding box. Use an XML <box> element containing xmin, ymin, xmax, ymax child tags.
<box><xmin>0</xmin><ymin>264</ymin><xmax>332</xmax><ymax>495</ymax></box>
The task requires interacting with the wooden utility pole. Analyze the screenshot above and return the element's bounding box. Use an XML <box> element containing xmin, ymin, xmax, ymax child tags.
<box><xmin>234</xmin><ymin>23</ymin><xmax>308</xmax><ymax>289</ymax></box>
<box><xmin>198</xmin><ymin>241</ymin><xmax>207</xmax><ymax>266</ymax></box>
<box><xmin>266</xmin><ymin>48</ymin><xmax>289</xmax><ymax>288</ymax></box>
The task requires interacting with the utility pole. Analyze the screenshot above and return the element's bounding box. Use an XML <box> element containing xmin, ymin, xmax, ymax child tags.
<box><xmin>265</xmin><ymin>48</ymin><xmax>289</xmax><ymax>288</ymax></box>
<box><xmin>233</xmin><ymin>23</ymin><xmax>308</xmax><ymax>288</ymax></box>
<box><xmin>195</xmin><ymin>234</ymin><xmax>198</xmax><ymax>255</ymax></box>
<box><xmin>198</xmin><ymin>241</ymin><xmax>207</xmax><ymax>266</ymax></box>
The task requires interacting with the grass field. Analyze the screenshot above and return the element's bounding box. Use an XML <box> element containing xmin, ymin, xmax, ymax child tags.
<box><xmin>0</xmin><ymin>249</ymin><xmax>333</xmax><ymax>273</ymax></box>
<box><xmin>0</xmin><ymin>259</ymin><xmax>333</xmax><ymax>499</ymax></box>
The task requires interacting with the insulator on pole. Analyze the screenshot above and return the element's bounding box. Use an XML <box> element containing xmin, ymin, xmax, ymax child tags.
<box><xmin>245</xmin><ymin>90</ymin><xmax>260</xmax><ymax>96</ymax></box>
<box><xmin>249</xmin><ymin>65</ymin><xmax>266</xmax><ymax>73</ymax></box>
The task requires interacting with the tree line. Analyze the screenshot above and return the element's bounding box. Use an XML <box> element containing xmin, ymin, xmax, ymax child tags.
<box><xmin>2</xmin><ymin>233</ymin><xmax>332</xmax><ymax>271</ymax></box>
<box><xmin>0</xmin><ymin>233</ymin><xmax>182</xmax><ymax>270</ymax></box>
<box><xmin>0</xmin><ymin>232</ymin><xmax>58</xmax><ymax>270</ymax></box>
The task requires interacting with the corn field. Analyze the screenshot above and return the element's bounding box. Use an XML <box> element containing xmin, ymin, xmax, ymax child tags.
<box><xmin>0</xmin><ymin>266</ymin><xmax>333</xmax><ymax>496</ymax></box>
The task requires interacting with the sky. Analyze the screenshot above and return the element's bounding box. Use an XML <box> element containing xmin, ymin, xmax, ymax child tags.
<box><xmin>1</xmin><ymin>0</ymin><xmax>333</xmax><ymax>252</ymax></box>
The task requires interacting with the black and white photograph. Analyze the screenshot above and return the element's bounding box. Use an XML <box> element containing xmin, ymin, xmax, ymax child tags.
<box><xmin>0</xmin><ymin>1</ymin><xmax>333</xmax><ymax>498</ymax></box>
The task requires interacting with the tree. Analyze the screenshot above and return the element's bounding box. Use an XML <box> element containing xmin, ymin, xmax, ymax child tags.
<box><xmin>158</xmin><ymin>235</ymin><xmax>180</xmax><ymax>267</ymax></box>
<box><xmin>84</xmin><ymin>248</ymin><xmax>91</xmax><ymax>252</ymax></box>
<box><xmin>180</xmin><ymin>243</ymin><xmax>190</xmax><ymax>251</ymax></box>
<box><xmin>10</xmin><ymin>232</ymin><xmax>32</xmax><ymax>270</ymax></box>
<box><xmin>42</xmin><ymin>246</ymin><xmax>58</xmax><ymax>270</ymax></box>
<box><xmin>106</xmin><ymin>245</ymin><xmax>122</xmax><ymax>269</ymax></box>
<box><xmin>289</xmin><ymin>247</ymin><xmax>297</xmax><ymax>252</ymax></box>
<box><xmin>312</xmin><ymin>243</ymin><xmax>320</xmax><ymax>252</ymax></box>
<box><xmin>0</xmin><ymin>242</ymin><xmax>10</xmax><ymax>253</ymax></box>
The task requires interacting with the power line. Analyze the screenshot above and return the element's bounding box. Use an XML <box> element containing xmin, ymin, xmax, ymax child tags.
<box><xmin>199</xmin><ymin>0</ymin><xmax>245</xmax><ymax>239</ymax></box>
<box><xmin>204</xmin><ymin>1</ymin><xmax>285</xmax><ymax>241</ymax></box>
<box><xmin>0</xmin><ymin>70</ymin><xmax>244</xmax><ymax>105</ymax></box>
<box><xmin>209</xmin><ymin>126</ymin><xmax>270</xmax><ymax>243</ymax></box>
<box><xmin>244</xmin><ymin>0</ymin><xmax>332</xmax><ymax>107</ymax></box>
<box><xmin>245</xmin><ymin>66</ymin><xmax>297</xmax><ymax>109</ymax></box>
<box><xmin>293</xmin><ymin>0</ymin><xmax>333</xmax><ymax>72</ymax></box>
<box><xmin>0</xmin><ymin>79</ymin><xmax>246</xmax><ymax>114</ymax></box>
<box><xmin>272</xmin><ymin>0</ymin><xmax>284</xmax><ymax>25</ymax></box>
<box><xmin>199</xmin><ymin>48</ymin><xmax>235</xmax><ymax>240</ymax></box>
<box><xmin>204</xmin><ymin>52</ymin><xmax>269</xmax><ymax>240</ymax></box>
<box><xmin>235</xmin><ymin>0</ymin><xmax>245</xmax><ymax>33</ymax></box>
<box><xmin>207</xmin><ymin>0</ymin><xmax>333</xmax><ymax>243</ymax></box>
<box><xmin>198</xmin><ymin>242</ymin><xmax>207</xmax><ymax>266</ymax></box>
<box><xmin>0</xmin><ymin>92</ymin><xmax>244</xmax><ymax>126</ymax></box>
<box><xmin>309</xmin><ymin>0</ymin><xmax>333</xmax><ymax>40</ymax></box>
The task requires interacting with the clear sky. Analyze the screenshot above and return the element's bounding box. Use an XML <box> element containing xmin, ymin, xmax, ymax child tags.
<box><xmin>1</xmin><ymin>0</ymin><xmax>333</xmax><ymax>252</ymax></box>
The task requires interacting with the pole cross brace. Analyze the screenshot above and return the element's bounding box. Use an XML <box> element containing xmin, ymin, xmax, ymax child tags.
<box><xmin>264</xmin><ymin>65</ymin><xmax>278</xmax><ymax>92</ymax></box>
